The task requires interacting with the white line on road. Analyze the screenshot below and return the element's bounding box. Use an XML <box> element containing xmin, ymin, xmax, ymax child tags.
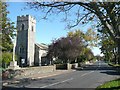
<box><xmin>40</xmin><ymin>71</ymin><xmax>94</xmax><ymax>88</ymax></box>
<box><xmin>40</xmin><ymin>78</ymin><xmax>73</xmax><ymax>88</ymax></box>
<box><xmin>81</xmin><ymin>71</ymin><xmax>94</xmax><ymax>77</ymax></box>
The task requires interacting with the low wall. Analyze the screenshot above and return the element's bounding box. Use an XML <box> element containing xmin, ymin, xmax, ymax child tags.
<box><xmin>68</xmin><ymin>63</ymin><xmax>78</xmax><ymax>69</ymax></box>
<box><xmin>56</xmin><ymin>64</ymin><xmax>67</xmax><ymax>70</ymax></box>
<box><xmin>20</xmin><ymin>65</ymin><xmax>56</xmax><ymax>76</ymax></box>
<box><xmin>56</xmin><ymin>63</ymin><xmax>78</xmax><ymax>70</ymax></box>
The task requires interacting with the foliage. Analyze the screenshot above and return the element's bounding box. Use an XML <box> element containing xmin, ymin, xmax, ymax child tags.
<box><xmin>53</xmin><ymin>59</ymin><xmax>63</xmax><ymax>64</ymax></box>
<box><xmin>48</xmin><ymin>29</ymin><xmax>95</xmax><ymax>64</ymax></box>
<box><xmin>26</xmin><ymin>1</ymin><xmax>120</xmax><ymax>64</ymax></box>
<box><xmin>68</xmin><ymin>29</ymin><xmax>98</xmax><ymax>47</ymax></box>
<box><xmin>108</xmin><ymin>62</ymin><xmax>120</xmax><ymax>67</ymax></box>
<box><xmin>0</xmin><ymin>2</ymin><xmax>16</xmax><ymax>68</ymax></box>
<box><xmin>98</xmin><ymin>27</ymin><xmax>118</xmax><ymax>64</ymax></box>
<box><xmin>27</xmin><ymin>2</ymin><xmax>119</xmax><ymax>40</ymax></box>
<box><xmin>0</xmin><ymin>1</ymin><xmax>15</xmax><ymax>52</ymax></box>
<box><xmin>48</xmin><ymin>35</ymin><xmax>84</xmax><ymax>63</ymax></box>
<box><xmin>2</xmin><ymin>52</ymin><xmax>12</xmax><ymax>68</ymax></box>
<box><xmin>68</xmin><ymin>30</ymin><xmax>95</xmax><ymax>62</ymax></box>
<box><xmin>56</xmin><ymin>63</ymin><xmax>67</xmax><ymax>70</ymax></box>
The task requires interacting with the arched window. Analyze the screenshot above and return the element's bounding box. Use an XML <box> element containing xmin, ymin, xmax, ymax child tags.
<box><xmin>19</xmin><ymin>46</ymin><xmax>24</xmax><ymax>54</ymax></box>
<box><xmin>32</xmin><ymin>26</ymin><xmax>34</xmax><ymax>31</ymax></box>
<box><xmin>22</xmin><ymin>24</ymin><xmax>24</xmax><ymax>30</ymax></box>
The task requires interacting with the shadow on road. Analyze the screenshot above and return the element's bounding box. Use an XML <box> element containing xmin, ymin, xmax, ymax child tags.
<box><xmin>2</xmin><ymin>87</ymin><xmax>94</xmax><ymax>90</ymax></box>
<box><xmin>76</xmin><ymin>65</ymin><xmax>116</xmax><ymax>71</ymax></box>
<box><xmin>2</xmin><ymin>86</ymin><xmax>62</xmax><ymax>90</ymax></box>
<box><xmin>75</xmin><ymin>64</ymin><xmax>120</xmax><ymax>76</ymax></box>
<box><xmin>100</xmin><ymin>71</ymin><xmax>120</xmax><ymax>75</ymax></box>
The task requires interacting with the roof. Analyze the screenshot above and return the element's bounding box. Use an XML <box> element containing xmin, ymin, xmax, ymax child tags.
<box><xmin>35</xmin><ymin>43</ymin><xmax>48</xmax><ymax>50</ymax></box>
<box><xmin>41</xmin><ymin>52</ymin><xmax>47</xmax><ymax>57</ymax></box>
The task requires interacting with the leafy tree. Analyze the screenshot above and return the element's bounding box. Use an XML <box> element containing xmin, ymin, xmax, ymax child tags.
<box><xmin>0</xmin><ymin>2</ymin><xmax>15</xmax><ymax>52</ymax></box>
<box><xmin>48</xmin><ymin>29</ymin><xmax>95</xmax><ymax>64</ymax></box>
<box><xmin>99</xmin><ymin>32</ymin><xmax>117</xmax><ymax>64</ymax></box>
<box><xmin>48</xmin><ymin>35</ymin><xmax>84</xmax><ymax>63</ymax></box>
<box><xmin>27</xmin><ymin>1</ymin><xmax>120</xmax><ymax>64</ymax></box>
<box><xmin>67</xmin><ymin>29</ymin><xmax>95</xmax><ymax>62</ymax></box>
<box><xmin>68</xmin><ymin>29</ymin><xmax>98</xmax><ymax>47</ymax></box>
<box><xmin>0</xmin><ymin>2</ymin><xmax>16</xmax><ymax>68</ymax></box>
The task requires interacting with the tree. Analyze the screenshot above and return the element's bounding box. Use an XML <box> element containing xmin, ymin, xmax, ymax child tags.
<box><xmin>48</xmin><ymin>29</ymin><xmax>95</xmax><ymax>64</ymax></box>
<box><xmin>99</xmin><ymin>30</ymin><xmax>117</xmax><ymax>64</ymax></box>
<box><xmin>68</xmin><ymin>29</ymin><xmax>98</xmax><ymax>47</ymax></box>
<box><xmin>67</xmin><ymin>29</ymin><xmax>95</xmax><ymax>62</ymax></box>
<box><xmin>0</xmin><ymin>2</ymin><xmax>16</xmax><ymax>68</ymax></box>
<box><xmin>0</xmin><ymin>2</ymin><xmax>15</xmax><ymax>52</ymax></box>
<box><xmin>27</xmin><ymin>1</ymin><xmax>120</xmax><ymax>64</ymax></box>
<box><xmin>48</xmin><ymin>35</ymin><xmax>84</xmax><ymax>64</ymax></box>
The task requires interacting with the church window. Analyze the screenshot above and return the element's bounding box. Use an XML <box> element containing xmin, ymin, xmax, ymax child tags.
<box><xmin>19</xmin><ymin>47</ymin><xmax>22</xmax><ymax>53</ymax></box>
<box><xmin>19</xmin><ymin>46</ymin><xmax>24</xmax><ymax>53</ymax></box>
<box><xmin>22</xmin><ymin>24</ymin><xmax>24</xmax><ymax>30</ymax></box>
<box><xmin>32</xmin><ymin>26</ymin><xmax>34</xmax><ymax>31</ymax></box>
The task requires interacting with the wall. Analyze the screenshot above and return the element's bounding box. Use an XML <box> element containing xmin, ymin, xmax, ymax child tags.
<box><xmin>19</xmin><ymin>65</ymin><xmax>56</xmax><ymax>76</ymax></box>
<box><xmin>56</xmin><ymin>63</ymin><xmax>78</xmax><ymax>70</ymax></box>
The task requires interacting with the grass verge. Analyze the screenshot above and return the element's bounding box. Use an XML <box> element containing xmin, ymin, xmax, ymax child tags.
<box><xmin>108</xmin><ymin>63</ymin><xmax>120</xmax><ymax>67</ymax></box>
<box><xmin>96</xmin><ymin>78</ymin><xmax>120</xmax><ymax>90</ymax></box>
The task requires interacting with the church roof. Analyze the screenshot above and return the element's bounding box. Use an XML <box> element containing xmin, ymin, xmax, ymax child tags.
<box><xmin>41</xmin><ymin>52</ymin><xmax>47</xmax><ymax>57</ymax></box>
<box><xmin>35</xmin><ymin>43</ymin><xmax>48</xmax><ymax>50</ymax></box>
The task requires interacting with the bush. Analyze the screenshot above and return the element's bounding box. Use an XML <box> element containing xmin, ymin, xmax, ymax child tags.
<box><xmin>53</xmin><ymin>59</ymin><xmax>63</xmax><ymax>64</ymax></box>
<box><xmin>2</xmin><ymin>52</ymin><xmax>12</xmax><ymax>68</ymax></box>
<box><xmin>56</xmin><ymin>63</ymin><xmax>67</xmax><ymax>70</ymax></box>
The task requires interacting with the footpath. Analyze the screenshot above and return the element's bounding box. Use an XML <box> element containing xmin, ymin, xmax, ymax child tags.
<box><xmin>2</xmin><ymin>70</ymin><xmax>74</xmax><ymax>87</ymax></box>
<box><xmin>2</xmin><ymin>62</ymin><xmax>93</xmax><ymax>87</ymax></box>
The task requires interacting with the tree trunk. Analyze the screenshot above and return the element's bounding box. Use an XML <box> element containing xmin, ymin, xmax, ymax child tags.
<box><xmin>117</xmin><ymin>40</ymin><xmax>120</xmax><ymax>64</ymax></box>
<box><xmin>113</xmin><ymin>49</ymin><xmax>117</xmax><ymax>64</ymax></box>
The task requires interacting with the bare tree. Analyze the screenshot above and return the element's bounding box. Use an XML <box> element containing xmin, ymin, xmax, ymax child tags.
<box><xmin>26</xmin><ymin>1</ymin><xmax>120</xmax><ymax>64</ymax></box>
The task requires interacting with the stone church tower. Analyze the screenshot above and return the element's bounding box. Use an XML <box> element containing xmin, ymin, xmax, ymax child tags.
<box><xmin>15</xmin><ymin>15</ymin><xmax>36</xmax><ymax>67</ymax></box>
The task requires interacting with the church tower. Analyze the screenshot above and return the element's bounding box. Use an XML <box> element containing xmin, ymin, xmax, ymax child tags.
<box><xmin>15</xmin><ymin>15</ymin><xmax>36</xmax><ymax>67</ymax></box>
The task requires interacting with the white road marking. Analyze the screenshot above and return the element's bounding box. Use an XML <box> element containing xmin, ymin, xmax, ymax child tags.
<box><xmin>40</xmin><ymin>78</ymin><xmax>73</xmax><ymax>88</ymax></box>
<box><xmin>40</xmin><ymin>71</ymin><xmax>94</xmax><ymax>88</ymax></box>
<box><xmin>81</xmin><ymin>71</ymin><xmax>94</xmax><ymax>77</ymax></box>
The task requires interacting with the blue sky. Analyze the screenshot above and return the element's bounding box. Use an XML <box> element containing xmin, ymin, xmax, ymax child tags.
<box><xmin>7</xmin><ymin>2</ymin><xmax>102</xmax><ymax>56</ymax></box>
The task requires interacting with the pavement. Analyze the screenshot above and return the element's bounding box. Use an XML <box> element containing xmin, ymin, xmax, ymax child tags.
<box><xmin>2</xmin><ymin>62</ymin><xmax>90</xmax><ymax>87</ymax></box>
<box><xmin>2</xmin><ymin>61</ymin><xmax>120</xmax><ymax>89</ymax></box>
<box><xmin>2</xmin><ymin>69</ymin><xmax>74</xmax><ymax>86</ymax></box>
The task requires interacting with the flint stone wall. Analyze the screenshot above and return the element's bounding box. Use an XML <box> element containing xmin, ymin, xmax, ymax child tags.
<box><xmin>18</xmin><ymin>65</ymin><xmax>56</xmax><ymax>76</ymax></box>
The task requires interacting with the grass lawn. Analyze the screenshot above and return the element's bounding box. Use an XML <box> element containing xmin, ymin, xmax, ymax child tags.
<box><xmin>96</xmin><ymin>78</ymin><xmax>120</xmax><ymax>90</ymax></box>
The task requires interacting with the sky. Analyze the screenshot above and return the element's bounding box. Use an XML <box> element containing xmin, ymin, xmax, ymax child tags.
<box><xmin>7</xmin><ymin>2</ymin><xmax>102</xmax><ymax>56</ymax></box>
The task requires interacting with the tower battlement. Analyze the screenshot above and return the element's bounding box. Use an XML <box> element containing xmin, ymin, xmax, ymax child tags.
<box><xmin>16</xmin><ymin>14</ymin><xmax>36</xmax><ymax>67</ymax></box>
<box><xmin>17</xmin><ymin>15</ymin><xmax>36</xmax><ymax>23</ymax></box>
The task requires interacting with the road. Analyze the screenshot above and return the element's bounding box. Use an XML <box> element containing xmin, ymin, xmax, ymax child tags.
<box><xmin>3</xmin><ymin>61</ymin><xmax>120</xmax><ymax>89</ymax></box>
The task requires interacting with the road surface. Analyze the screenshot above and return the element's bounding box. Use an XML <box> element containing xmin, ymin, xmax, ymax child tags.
<box><xmin>3</xmin><ymin>61</ymin><xmax>120</xmax><ymax>89</ymax></box>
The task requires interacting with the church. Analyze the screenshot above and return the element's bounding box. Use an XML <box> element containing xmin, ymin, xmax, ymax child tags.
<box><xmin>15</xmin><ymin>15</ymin><xmax>50</xmax><ymax>67</ymax></box>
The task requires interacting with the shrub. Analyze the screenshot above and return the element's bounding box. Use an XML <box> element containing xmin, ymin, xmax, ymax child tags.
<box><xmin>2</xmin><ymin>52</ymin><xmax>12</xmax><ymax>68</ymax></box>
<box><xmin>56</xmin><ymin>63</ymin><xmax>67</xmax><ymax>70</ymax></box>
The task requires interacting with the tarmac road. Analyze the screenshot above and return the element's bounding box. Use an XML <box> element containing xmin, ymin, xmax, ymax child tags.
<box><xmin>3</xmin><ymin>61</ymin><xmax>120</xmax><ymax>89</ymax></box>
